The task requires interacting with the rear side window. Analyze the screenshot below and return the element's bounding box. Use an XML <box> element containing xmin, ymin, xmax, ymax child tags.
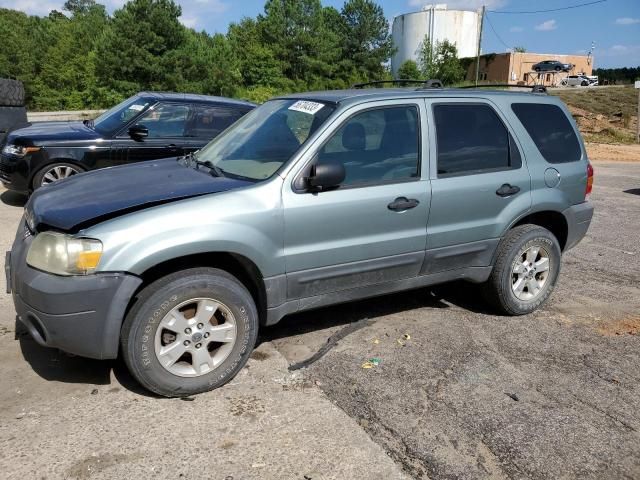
<box><xmin>511</xmin><ymin>103</ymin><xmax>581</xmax><ymax>164</ymax></box>
<box><xmin>187</xmin><ymin>105</ymin><xmax>244</xmax><ymax>138</ymax></box>
<box><xmin>433</xmin><ymin>103</ymin><xmax>521</xmax><ymax>177</ymax></box>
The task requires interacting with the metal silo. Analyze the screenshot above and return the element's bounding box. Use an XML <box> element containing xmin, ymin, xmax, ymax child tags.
<box><xmin>391</xmin><ymin>4</ymin><xmax>480</xmax><ymax>76</ymax></box>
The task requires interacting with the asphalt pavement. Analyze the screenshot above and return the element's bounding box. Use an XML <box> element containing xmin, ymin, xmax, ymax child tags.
<box><xmin>1</xmin><ymin>161</ymin><xmax>639</xmax><ymax>479</ymax></box>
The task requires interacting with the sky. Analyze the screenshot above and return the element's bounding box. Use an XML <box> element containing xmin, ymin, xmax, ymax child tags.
<box><xmin>1</xmin><ymin>0</ymin><xmax>639</xmax><ymax>68</ymax></box>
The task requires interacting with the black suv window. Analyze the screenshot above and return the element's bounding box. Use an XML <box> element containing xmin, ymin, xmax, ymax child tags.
<box><xmin>319</xmin><ymin>106</ymin><xmax>420</xmax><ymax>186</ymax></box>
<box><xmin>186</xmin><ymin>105</ymin><xmax>244</xmax><ymax>138</ymax></box>
<box><xmin>511</xmin><ymin>103</ymin><xmax>581</xmax><ymax>164</ymax></box>
<box><xmin>434</xmin><ymin>103</ymin><xmax>520</xmax><ymax>177</ymax></box>
<box><xmin>135</xmin><ymin>103</ymin><xmax>189</xmax><ymax>138</ymax></box>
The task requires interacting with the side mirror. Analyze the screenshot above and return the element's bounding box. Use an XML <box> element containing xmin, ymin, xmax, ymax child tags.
<box><xmin>307</xmin><ymin>160</ymin><xmax>345</xmax><ymax>191</ymax></box>
<box><xmin>128</xmin><ymin>124</ymin><xmax>149</xmax><ymax>140</ymax></box>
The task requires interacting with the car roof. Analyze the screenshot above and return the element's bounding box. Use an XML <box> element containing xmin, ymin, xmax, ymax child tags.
<box><xmin>276</xmin><ymin>88</ymin><xmax>559</xmax><ymax>107</ymax></box>
<box><xmin>137</xmin><ymin>91</ymin><xmax>256</xmax><ymax>108</ymax></box>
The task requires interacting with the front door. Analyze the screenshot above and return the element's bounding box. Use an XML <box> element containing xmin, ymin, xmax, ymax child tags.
<box><xmin>282</xmin><ymin>100</ymin><xmax>430</xmax><ymax>300</ymax></box>
<box><xmin>423</xmin><ymin>99</ymin><xmax>532</xmax><ymax>274</ymax></box>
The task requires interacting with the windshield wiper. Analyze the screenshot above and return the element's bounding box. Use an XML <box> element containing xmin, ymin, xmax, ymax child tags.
<box><xmin>181</xmin><ymin>152</ymin><xmax>226</xmax><ymax>178</ymax></box>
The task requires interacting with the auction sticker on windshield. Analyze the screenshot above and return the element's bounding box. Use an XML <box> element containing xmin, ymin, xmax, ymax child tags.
<box><xmin>289</xmin><ymin>100</ymin><xmax>325</xmax><ymax>115</ymax></box>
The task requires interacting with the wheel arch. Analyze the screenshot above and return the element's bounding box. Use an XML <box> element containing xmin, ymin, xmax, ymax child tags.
<box><xmin>511</xmin><ymin>210</ymin><xmax>568</xmax><ymax>251</ymax></box>
<box><xmin>130</xmin><ymin>252</ymin><xmax>268</xmax><ymax>325</ymax></box>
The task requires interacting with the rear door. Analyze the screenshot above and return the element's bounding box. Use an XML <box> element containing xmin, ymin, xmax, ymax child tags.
<box><xmin>423</xmin><ymin>98</ymin><xmax>531</xmax><ymax>274</ymax></box>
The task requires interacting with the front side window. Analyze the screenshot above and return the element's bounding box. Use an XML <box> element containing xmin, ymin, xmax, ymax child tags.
<box><xmin>318</xmin><ymin>106</ymin><xmax>420</xmax><ymax>187</ymax></box>
<box><xmin>135</xmin><ymin>103</ymin><xmax>189</xmax><ymax>138</ymax></box>
<box><xmin>186</xmin><ymin>105</ymin><xmax>244</xmax><ymax>138</ymax></box>
<box><xmin>511</xmin><ymin>103</ymin><xmax>581</xmax><ymax>164</ymax></box>
<box><xmin>93</xmin><ymin>96</ymin><xmax>151</xmax><ymax>135</ymax></box>
<box><xmin>195</xmin><ymin>99</ymin><xmax>335</xmax><ymax>181</ymax></box>
<box><xmin>434</xmin><ymin>103</ymin><xmax>520</xmax><ymax>177</ymax></box>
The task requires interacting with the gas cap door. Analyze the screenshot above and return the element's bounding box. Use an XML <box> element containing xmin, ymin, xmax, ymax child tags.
<box><xmin>544</xmin><ymin>168</ymin><xmax>561</xmax><ymax>188</ymax></box>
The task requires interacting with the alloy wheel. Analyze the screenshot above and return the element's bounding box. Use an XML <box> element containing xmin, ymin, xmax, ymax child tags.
<box><xmin>154</xmin><ymin>297</ymin><xmax>237</xmax><ymax>377</ymax></box>
<box><xmin>40</xmin><ymin>165</ymin><xmax>80</xmax><ymax>186</ymax></box>
<box><xmin>511</xmin><ymin>245</ymin><xmax>551</xmax><ymax>301</ymax></box>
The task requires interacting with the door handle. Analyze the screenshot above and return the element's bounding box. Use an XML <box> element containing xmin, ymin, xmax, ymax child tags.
<box><xmin>166</xmin><ymin>144</ymin><xmax>178</xmax><ymax>150</ymax></box>
<box><xmin>496</xmin><ymin>184</ymin><xmax>520</xmax><ymax>197</ymax></box>
<box><xmin>388</xmin><ymin>197</ymin><xmax>420</xmax><ymax>211</ymax></box>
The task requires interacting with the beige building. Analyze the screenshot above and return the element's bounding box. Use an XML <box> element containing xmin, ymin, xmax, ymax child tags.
<box><xmin>464</xmin><ymin>52</ymin><xmax>593</xmax><ymax>86</ymax></box>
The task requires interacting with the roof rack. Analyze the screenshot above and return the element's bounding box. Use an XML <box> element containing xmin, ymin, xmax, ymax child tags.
<box><xmin>459</xmin><ymin>84</ymin><xmax>548</xmax><ymax>94</ymax></box>
<box><xmin>351</xmin><ymin>79</ymin><xmax>443</xmax><ymax>89</ymax></box>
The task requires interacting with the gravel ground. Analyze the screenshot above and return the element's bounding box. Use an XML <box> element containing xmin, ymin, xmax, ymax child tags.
<box><xmin>1</xmin><ymin>161</ymin><xmax>639</xmax><ymax>479</ymax></box>
<box><xmin>267</xmin><ymin>161</ymin><xmax>640</xmax><ymax>479</ymax></box>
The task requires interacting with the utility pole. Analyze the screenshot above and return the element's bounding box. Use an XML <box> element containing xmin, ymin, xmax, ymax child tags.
<box><xmin>636</xmin><ymin>81</ymin><xmax>640</xmax><ymax>144</ymax></box>
<box><xmin>475</xmin><ymin>5</ymin><xmax>486</xmax><ymax>86</ymax></box>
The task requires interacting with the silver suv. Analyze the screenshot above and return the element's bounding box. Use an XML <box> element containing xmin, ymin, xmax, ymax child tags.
<box><xmin>6</xmin><ymin>88</ymin><xmax>594</xmax><ymax>397</ymax></box>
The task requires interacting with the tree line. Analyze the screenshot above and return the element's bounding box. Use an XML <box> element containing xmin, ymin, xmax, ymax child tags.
<box><xmin>0</xmin><ymin>0</ymin><xmax>471</xmax><ymax>110</ymax></box>
<box><xmin>0</xmin><ymin>0</ymin><xmax>396</xmax><ymax>109</ymax></box>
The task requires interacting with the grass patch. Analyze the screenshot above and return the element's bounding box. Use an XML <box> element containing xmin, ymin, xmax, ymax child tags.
<box><xmin>551</xmin><ymin>85</ymin><xmax>638</xmax><ymax>117</ymax></box>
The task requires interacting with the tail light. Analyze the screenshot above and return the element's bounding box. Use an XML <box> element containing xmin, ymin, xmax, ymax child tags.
<box><xmin>585</xmin><ymin>162</ymin><xmax>594</xmax><ymax>199</ymax></box>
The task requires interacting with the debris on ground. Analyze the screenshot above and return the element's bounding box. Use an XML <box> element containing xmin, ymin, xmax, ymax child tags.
<box><xmin>362</xmin><ymin>358</ymin><xmax>381</xmax><ymax>369</ymax></box>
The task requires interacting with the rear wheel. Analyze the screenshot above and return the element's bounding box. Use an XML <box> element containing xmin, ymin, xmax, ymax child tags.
<box><xmin>121</xmin><ymin>268</ymin><xmax>258</xmax><ymax>397</ymax></box>
<box><xmin>483</xmin><ymin>224</ymin><xmax>561</xmax><ymax>315</ymax></box>
<box><xmin>534</xmin><ymin>67</ymin><xmax>541</xmax><ymax>72</ymax></box>
<box><xmin>554</xmin><ymin>66</ymin><xmax>561</xmax><ymax>71</ymax></box>
<box><xmin>33</xmin><ymin>162</ymin><xmax>83</xmax><ymax>189</ymax></box>
<box><xmin>581</xmin><ymin>80</ymin><xmax>589</xmax><ymax>86</ymax></box>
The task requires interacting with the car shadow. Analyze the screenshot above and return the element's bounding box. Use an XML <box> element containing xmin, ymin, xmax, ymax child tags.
<box><xmin>261</xmin><ymin>280</ymin><xmax>494</xmax><ymax>344</ymax></box>
<box><xmin>623</xmin><ymin>188</ymin><xmax>640</xmax><ymax>196</ymax></box>
<box><xmin>1</xmin><ymin>190</ymin><xmax>27</xmax><ymax>207</ymax></box>
<box><xmin>15</xmin><ymin>318</ymin><xmax>160</xmax><ymax>397</ymax></box>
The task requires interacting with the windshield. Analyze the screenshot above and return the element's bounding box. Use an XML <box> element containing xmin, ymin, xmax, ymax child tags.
<box><xmin>93</xmin><ymin>96</ymin><xmax>152</xmax><ymax>135</ymax></box>
<box><xmin>194</xmin><ymin>99</ymin><xmax>335</xmax><ymax>181</ymax></box>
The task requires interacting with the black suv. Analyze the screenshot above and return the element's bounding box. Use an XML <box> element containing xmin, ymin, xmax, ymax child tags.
<box><xmin>0</xmin><ymin>92</ymin><xmax>255</xmax><ymax>193</ymax></box>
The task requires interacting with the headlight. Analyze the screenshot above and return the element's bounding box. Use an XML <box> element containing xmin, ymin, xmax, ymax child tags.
<box><xmin>26</xmin><ymin>232</ymin><xmax>102</xmax><ymax>275</ymax></box>
<box><xmin>1</xmin><ymin>144</ymin><xmax>40</xmax><ymax>157</ymax></box>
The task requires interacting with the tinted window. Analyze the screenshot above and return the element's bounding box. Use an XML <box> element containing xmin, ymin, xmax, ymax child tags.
<box><xmin>511</xmin><ymin>103</ymin><xmax>581</xmax><ymax>164</ymax></box>
<box><xmin>136</xmin><ymin>103</ymin><xmax>189</xmax><ymax>138</ymax></box>
<box><xmin>186</xmin><ymin>105</ymin><xmax>244</xmax><ymax>138</ymax></box>
<box><xmin>318</xmin><ymin>106</ymin><xmax>420</xmax><ymax>186</ymax></box>
<box><xmin>434</xmin><ymin>104</ymin><xmax>520</xmax><ymax>177</ymax></box>
<box><xmin>93</xmin><ymin>96</ymin><xmax>151</xmax><ymax>135</ymax></box>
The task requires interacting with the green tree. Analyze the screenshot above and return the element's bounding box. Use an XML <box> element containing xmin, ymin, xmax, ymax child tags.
<box><xmin>340</xmin><ymin>0</ymin><xmax>394</xmax><ymax>81</ymax></box>
<box><xmin>396</xmin><ymin>60</ymin><xmax>422</xmax><ymax>80</ymax></box>
<box><xmin>513</xmin><ymin>46</ymin><xmax>527</xmax><ymax>53</ymax></box>
<box><xmin>95</xmin><ymin>0</ymin><xmax>185</xmax><ymax>96</ymax></box>
<box><xmin>258</xmin><ymin>0</ymin><xmax>340</xmax><ymax>89</ymax></box>
<box><xmin>32</xmin><ymin>0</ymin><xmax>108</xmax><ymax>109</ymax></box>
<box><xmin>418</xmin><ymin>36</ymin><xmax>464</xmax><ymax>85</ymax></box>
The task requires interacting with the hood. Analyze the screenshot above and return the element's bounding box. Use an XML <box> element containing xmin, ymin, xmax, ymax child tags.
<box><xmin>9</xmin><ymin>121</ymin><xmax>100</xmax><ymax>144</ymax></box>
<box><xmin>27</xmin><ymin>158</ymin><xmax>252</xmax><ymax>232</ymax></box>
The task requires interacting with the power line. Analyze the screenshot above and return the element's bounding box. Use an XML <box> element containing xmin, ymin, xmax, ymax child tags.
<box><xmin>484</xmin><ymin>12</ymin><xmax>512</xmax><ymax>50</ymax></box>
<box><xmin>488</xmin><ymin>0</ymin><xmax>607</xmax><ymax>14</ymax></box>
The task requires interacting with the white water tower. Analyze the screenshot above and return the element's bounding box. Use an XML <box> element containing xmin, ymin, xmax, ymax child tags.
<box><xmin>391</xmin><ymin>4</ymin><xmax>480</xmax><ymax>76</ymax></box>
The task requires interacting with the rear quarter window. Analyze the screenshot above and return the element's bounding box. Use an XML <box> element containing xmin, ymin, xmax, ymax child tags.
<box><xmin>511</xmin><ymin>103</ymin><xmax>582</xmax><ymax>164</ymax></box>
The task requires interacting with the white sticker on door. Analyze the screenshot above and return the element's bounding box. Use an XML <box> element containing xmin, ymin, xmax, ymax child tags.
<box><xmin>288</xmin><ymin>100</ymin><xmax>325</xmax><ymax>115</ymax></box>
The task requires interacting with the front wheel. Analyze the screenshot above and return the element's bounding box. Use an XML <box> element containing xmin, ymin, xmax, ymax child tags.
<box><xmin>483</xmin><ymin>225</ymin><xmax>561</xmax><ymax>315</ymax></box>
<box><xmin>121</xmin><ymin>268</ymin><xmax>258</xmax><ymax>397</ymax></box>
<box><xmin>33</xmin><ymin>162</ymin><xmax>83</xmax><ymax>189</ymax></box>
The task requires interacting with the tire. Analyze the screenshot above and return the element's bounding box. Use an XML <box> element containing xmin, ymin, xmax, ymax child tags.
<box><xmin>554</xmin><ymin>66</ymin><xmax>561</xmax><ymax>71</ymax></box>
<box><xmin>483</xmin><ymin>224</ymin><xmax>561</xmax><ymax>315</ymax></box>
<box><xmin>33</xmin><ymin>162</ymin><xmax>84</xmax><ymax>189</ymax></box>
<box><xmin>0</xmin><ymin>78</ymin><xmax>25</xmax><ymax>107</ymax></box>
<box><xmin>581</xmin><ymin>81</ymin><xmax>589</xmax><ymax>87</ymax></box>
<box><xmin>121</xmin><ymin>268</ymin><xmax>258</xmax><ymax>397</ymax></box>
<box><xmin>534</xmin><ymin>67</ymin><xmax>541</xmax><ymax>72</ymax></box>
